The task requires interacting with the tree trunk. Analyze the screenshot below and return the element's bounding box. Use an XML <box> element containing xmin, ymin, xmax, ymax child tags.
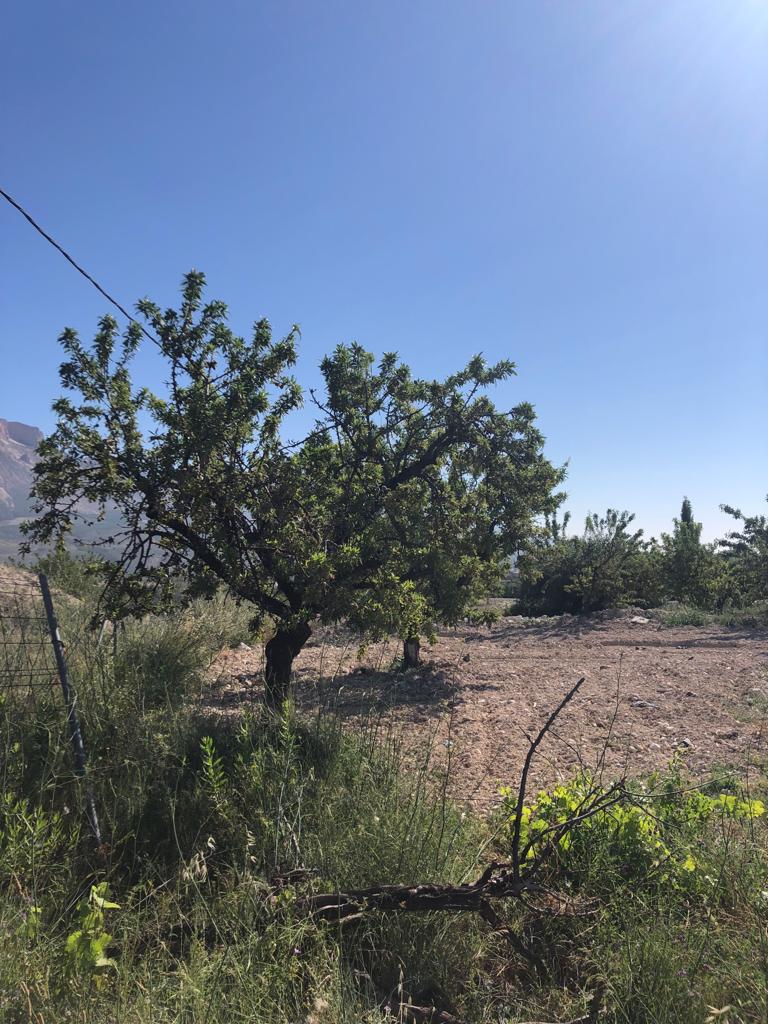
<box><xmin>402</xmin><ymin>636</ymin><xmax>420</xmax><ymax>670</ymax></box>
<box><xmin>264</xmin><ymin>622</ymin><xmax>311</xmax><ymax>705</ymax></box>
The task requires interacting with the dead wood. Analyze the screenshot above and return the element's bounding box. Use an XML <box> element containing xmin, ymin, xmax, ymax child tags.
<box><xmin>299</xmin><ymin>677</ymin><xmax>624</xmax><ymax>978</ymax></box>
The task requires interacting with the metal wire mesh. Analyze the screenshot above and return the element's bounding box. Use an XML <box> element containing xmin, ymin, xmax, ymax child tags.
<box><xmin>0</xmin><ymin>568</ymin><xmax>60</xmax><ymax>711</ymax></box>
<box><xmin>0</xmin><ymin>567</ymin><xmax>102</xmax><ymax>842</ymax></box>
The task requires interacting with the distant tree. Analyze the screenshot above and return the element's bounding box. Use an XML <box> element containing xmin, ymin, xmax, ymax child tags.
<box><xmin>517</xmin><ymin>509</ymin><xmax>662</xmax><ymax>615</ymax></box>
<box><xmin>29</xmin><ymin>539</ymin><xmax>105</xmax><ymax>600</ymax></box>
<box><xmin>660</xmin><ymin>498</ymin><xmax>727</xmax><ymax>609</ymax></box>
<box><xmin>23</xmin><ymin>272</ymin><xmax>563</xmax><ymax>702</ymax></box>
<box><xmin>718</xmin><ymin>497</ymin><xmax>768</xmax><ymax>605</ymax></box>
<box><xmin>661</xmin><ymin>498</ymin><xmax>706</xmax><ymax>603</ymax></box>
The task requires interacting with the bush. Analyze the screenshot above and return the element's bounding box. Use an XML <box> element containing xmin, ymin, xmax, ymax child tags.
<box><xmin>517</xmin><ymin>509</ymin><xmax>663</xmax><ymax>615</ymax></box>
<box><xmin>658</xmin><ymin>499</ymin><xmax>736</xmax><ymax>610</ymax></box>
<box><xmin>498</xmin><ymin>763</ymin><xmax>765</xmax><ymax>899</ymax></box>
<box><xmin>112</xmin><ymin>594</ymin><xmax>256</xmax><ymax>710</ymax></box>
<box><xmin>657</xmin><ymin>600</ymin><xmax>768</xmax><ymax>629</ymax></box>
<box><xmin>494</xmin><ymin>763</ymin><xmax>768</xmax><ymax>1023</ymax></box>
<box><xmin>19</xmin><ymin>542</ymin><xmax>106</xmax><ymax>600</ymax></box>
<box><xmin>656</xmin><ymin>604</ymin><xmax>714</xmax><ymax>627</ymax></box>
<box><xmin>516</xmin><ymin>499</ymin><xmax>767</xmax><ymax>618</ymax></box>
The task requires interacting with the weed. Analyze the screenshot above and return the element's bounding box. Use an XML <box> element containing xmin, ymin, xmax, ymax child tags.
<box><xmin>1</xmin><ymin>583</ymin><xmax>767</xmax><ymax>1022</ymax></box>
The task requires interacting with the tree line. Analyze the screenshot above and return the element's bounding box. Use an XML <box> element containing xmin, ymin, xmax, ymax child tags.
<box><xmin>515</xmin><ymin>498</ymin><xmax>768</xmax><ymax>616</ymax></box>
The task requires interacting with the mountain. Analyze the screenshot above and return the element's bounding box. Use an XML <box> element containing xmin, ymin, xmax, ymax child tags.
<box><xmin>0</xmin><ymin>418</ymin><xmax>43</xmax><ymax>559</ymax></box>
<box><xmin>0</xmin><ymin>418</ymin><xmax>43</xmax><ymax>522</ymax></box>
<box><xmin>0</xmin><ymin>417</ymin><xmax>126</xmax><ymax>562</ymax></box>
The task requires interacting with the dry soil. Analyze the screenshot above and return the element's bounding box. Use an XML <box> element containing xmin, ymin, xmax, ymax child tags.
<box><xmin>207</xmin><ymin>611</ymin><xmax>768</xmax><ymax>813</ymax></box>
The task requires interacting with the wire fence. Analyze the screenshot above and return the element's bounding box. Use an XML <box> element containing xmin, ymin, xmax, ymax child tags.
<box><xmin>0</xmin><ymin>569</ymin><xmax>58</xmax><ymax>703</ymax></box>
<box><xmin>0</xmin><ymin>568</ymin><xmax>101</xmax><ymax>842</ymax></box>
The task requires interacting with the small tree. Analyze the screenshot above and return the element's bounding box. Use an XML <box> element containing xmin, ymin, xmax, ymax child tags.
<box><xmin>659</xmin><ymin>497</ymin><xmax>719</xmax><ymax>607</ymax></box>
<box><xmin>23</xmin><ymin>272</ymin><xmax>563</xmax><ymax>702</ymax></box>
<box><xmin>718</xmin><ymin>497</ymin><xmax>768</xmax><ymax>605</ymax></box>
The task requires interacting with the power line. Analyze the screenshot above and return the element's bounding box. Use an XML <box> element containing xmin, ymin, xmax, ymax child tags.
<box><xmin>0</xmin><ymin>186</ymin><xmax>158</xmax><ymax>346</ymax></box>
<box><xmin>1</xmin><ymin>187</ymin><xmax>241</xmax><ymax>396</ymax></box>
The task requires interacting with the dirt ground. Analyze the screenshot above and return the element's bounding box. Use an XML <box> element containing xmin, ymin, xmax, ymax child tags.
<box><xmin>207</xmin><ymin>611</ymin><xmax>768</xmax><ymax>814</ymax></box>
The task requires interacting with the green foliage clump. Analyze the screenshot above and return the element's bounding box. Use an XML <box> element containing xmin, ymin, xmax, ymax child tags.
<box><xmin>0</xmin><ymin>792</ymin><xmax>70</xmax><ymax>891</ymax></box>
<box><xmin>64</xmin><ymin>883</ymin><xmax>120</xmax><ymax>987</ymax></box>
<box><xmin>494</xmin><ymin>764</ymin><xmax>768</xmax><ymax>1023</ymax></box>
<box><xmin>659</xmin><ymin>498</ymin><xmax>732</xmax><ymax>610</ymax></box>
<box><xmin>517</xmin><ymin>496</ymin><xmax>768</xmax><ymax>618</ymax></box>
<box><xmin>29</xmin><ymin>542</ymin><xmax>107</xmax><ymax>599</ymax></box>
<box><xmin>516</xmin><ymin>509</ymin><xmax>662</xmax><ymax>615</ymax></box>
<box><xmin>113</xmin><ymin>593</ymin><xmax>256</xmax><ymax>709</ymax></box>
<box><xmin>719</xmin><ymin>496</ymin><xmax>768</xmax><ymax>606</ymax></box>
<box><xmin>498</xmin><ymin>765</ymin><xmax>765</xmax><ymax>898</ymax></box>
<box><xmin>655</xmin><ymin>604</ymin><xmax>715</xmax><ymax>627</ymax></box>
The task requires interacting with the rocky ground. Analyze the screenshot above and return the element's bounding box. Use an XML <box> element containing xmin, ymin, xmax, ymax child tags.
<box><xmin>207</xmin><ymin>610</ymin><xmax>768</xmax><ymax>813</ymax></box>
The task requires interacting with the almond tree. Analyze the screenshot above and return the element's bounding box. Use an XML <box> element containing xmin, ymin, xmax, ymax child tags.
<box><xmin>24</xmin><ymin>272</ymin><xmax>563</xmax><ymax>702</ymax></box>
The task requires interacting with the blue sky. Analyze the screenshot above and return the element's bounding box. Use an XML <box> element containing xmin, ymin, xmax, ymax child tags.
<box><xmin>1</xmin><ymin>0</ymin><xmax>766</xmax><ymax>540</ymax></box>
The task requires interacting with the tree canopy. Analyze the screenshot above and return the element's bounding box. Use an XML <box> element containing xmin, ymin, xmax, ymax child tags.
<box><xmin>659</xmin><ymin>497</ymin><xmax>720</xmax><ymax>608</ymax></box>
<box><xmin>24</xmin><ymin>272</ymin><xmax>564</xmax><ymax>700</ymax></box>
<box><xmin>516</xmin><ymin>508</ymin><xmax>660</xmax><ymax>615</ymax></box>
<box><xmin>718</xmin><ymin>497</ymin><xmax>768</xmax><ymax>606</ymax></box>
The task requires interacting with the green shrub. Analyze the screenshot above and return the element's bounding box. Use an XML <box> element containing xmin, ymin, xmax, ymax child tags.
<box><xmin>657</xmin><ymin>601</ymin><xmax>768</xmax><ymax>629</ymax></box>
<box><xmin>658</xmin><ymin>499</ymin><xmax>737</xmax><ymax>610</ymax></box>
<box><xmin>497</xmin><ymin>765</ymin><xmax>765</xmax><ymax>899</ymax></box>
<box><xmin>15</xmin><ymin>541</ymin><xmax>108</xmax><ymax>602</ymax></box>
<box><xmin>111</xmin><ymin>588</ymin><xmax>257</xmax><ymax>711</ymax></box>
<box><xmin>656</xmin><ymin>604</ymin><xmax>714</xmax><ymax>627</ymax></box>
<box><xmin>716</xmin><ymin>600</ymin><xmax>768</xmax><ymax>629</ymax></box>
<box><xmin>517</xmin><ymin>509</ymin><xmax>663</xmax><ymax>615</ymax></box>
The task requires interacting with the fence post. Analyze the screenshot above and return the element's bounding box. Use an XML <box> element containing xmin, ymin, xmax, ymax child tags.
<box><xmin>38</xmin><ymin>573</ymin><xmax>102</xmax><ymax>845</ymax></box>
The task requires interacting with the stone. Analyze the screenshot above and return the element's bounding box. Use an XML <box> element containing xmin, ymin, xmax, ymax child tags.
<box><xmin>715</xmin><ymin>728</ymin><xmax>739</xmax><ymax>740</ymax></box>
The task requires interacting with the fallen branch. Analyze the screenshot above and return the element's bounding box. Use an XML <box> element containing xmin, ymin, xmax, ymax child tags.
<box><xmin>304</xmin><ymin>874</ymin><xmax>527</xmax><ymax>923</ymax></box>
<box><xmin>401</xmin><ymin>982</ymin><xmax>604</xmax><ymax>1024</ymax></box>
<box><xmin>401</xmin><ymin>1010</ymin><xmax>593</xmax><ymax>1024</ymax></box>
<box><xmin>299</xmin><ymin>679</ymin><xmax>623</xmax><ymax>989</ymax></box>
<box><xmin>302</xmin><ymin>678</ymin><xmax>622</xmax><ymax>934</ymax></box>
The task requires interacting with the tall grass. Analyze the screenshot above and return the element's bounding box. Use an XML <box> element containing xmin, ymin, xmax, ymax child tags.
<box><xmin>1</xmin><ymin>574</ymin><xmax>767</xmax><ymax>1022</ymax></box>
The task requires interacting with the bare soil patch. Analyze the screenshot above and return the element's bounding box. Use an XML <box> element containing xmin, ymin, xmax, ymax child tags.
<box><xmin>207</xmin><ymin>613</ymin><xmax>768</xmax><ymax>814</ymax></box>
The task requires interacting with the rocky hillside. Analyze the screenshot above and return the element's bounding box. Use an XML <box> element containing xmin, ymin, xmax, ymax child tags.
<box><xmin>0</xmin><ymin>417</ymin><xmax>126</xmax><ymax>562</ymax></box>
<box><xmin>0</xmin><ymin>418</ymin><xmax>42</xmax><ymax>521</ymax></box>
<box><xmin>0</xmin><ymin>418</ymin><xmax>42</xmax><ymax>558</ymax></box>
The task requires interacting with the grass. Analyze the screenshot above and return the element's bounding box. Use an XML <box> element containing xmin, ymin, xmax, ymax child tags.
<box><xmin>1</xmin><ymin>567</ymin><xmax>768</xmax><ymax>1022</ymax></box>
<box><xmin>655</xmin><ymin>601</ymin><xmax>768</xmax><ymax>629</ymax></box>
